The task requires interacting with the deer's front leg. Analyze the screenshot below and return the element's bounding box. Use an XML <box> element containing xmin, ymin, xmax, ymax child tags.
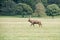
<box><xmin>31</xmin><ymin>23</ymin><xmax>34</xmax><ymax>26</ymax></box>
<box><xmin>30</xmin><ymin>23</ymin><xmax>32</xmax><ymax>26</ymax></box>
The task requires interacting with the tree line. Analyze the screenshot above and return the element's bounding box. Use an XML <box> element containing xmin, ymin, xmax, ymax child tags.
<box><xmin>0</xmin><ymin>0</ymin><xmax>60</xmax><ymax>17</ymax></box>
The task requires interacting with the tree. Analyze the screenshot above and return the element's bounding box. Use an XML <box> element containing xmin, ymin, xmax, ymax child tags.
<box><xmin>41</xmin><ymin>0</ymin><xmax>48</xmax><ymax>7</ymax></box>
<box><xmin>13</xmin><ymin>0</ymin><xmax>41</xmax><ymax>12</ymax></box>
<box><xmin>15</xmin><ymin>3</ymin><xmax>33</xmax><ymax>17</ymax></box>
<box><xmin>48</xmin><ymin>0</ymin><xmax>60</xmax><ymax>4</ymax></box>
<box><xmin>34</xmin><ymin>3</ymin><xmax>46</xmax><ymax>17</ymax></box>
<box><xmin>47</xmin><ymin>4</ymin><xmax>60</xmax><ymax>18</ymax></box>
<box><xmin>0</xmin><ymin>0</ymin><xmax>16</xmax><ymax>15</ymax></box>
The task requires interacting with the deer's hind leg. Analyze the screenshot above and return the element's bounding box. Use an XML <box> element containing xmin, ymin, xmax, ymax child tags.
<box><xmin>39</xmin><ymin>23</ymin><xmax>42</xmax><ymax>27</ymax></box>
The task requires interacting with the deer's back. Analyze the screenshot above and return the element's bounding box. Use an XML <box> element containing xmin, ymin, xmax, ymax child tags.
<box><xmin>31</xmin><ymin>20</ymin><xmax>41</xmax><ymax>24</ymax></box>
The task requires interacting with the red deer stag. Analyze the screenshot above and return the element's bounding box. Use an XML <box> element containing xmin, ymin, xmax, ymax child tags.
<box><xmin>28</xmin><ymin>16</ymin><xmax>42</xmax><ymax>27</ymax></box>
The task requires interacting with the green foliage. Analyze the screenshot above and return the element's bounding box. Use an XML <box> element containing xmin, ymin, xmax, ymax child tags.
<box><xmin>1</xmin><ymin>0</ymin><xmax>16</xmax><ymax>15</ymax></box>
<box><xmin>47</xmin><ymin>4</ymin><xmax>60</xmax><ymax>16</ymax></box>
<box><xmin>15</xmin><ymin>3</ymin><xmax>33</xmax><ymax>17</ymax></box>
<box><xmin>34</xmin><ymin>3</ymin><xmax>46</xmax><ymax>17</ymax></box>
<box><xmin>0</xmin><ymin>0</ymin><xmax>60</xmax><ymax>17</ymax></box>
<box><xmin>13</xmin><ymin>0</ymin><xmax>41</xmax><ymax>11</ymax></box>
<box><xmin>48</xmin><ymin>0</ymin><xmax>60</xmax><ymax>4</ymax></box>
<box><xmin>41</xmin><ymin>0</ymin><xmax>48</xmax><ymax>7</ymax></box>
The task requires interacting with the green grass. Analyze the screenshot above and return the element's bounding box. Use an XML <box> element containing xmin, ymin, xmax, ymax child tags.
<box><xmin>0</xmin><ymin>15</ymin><xmax>60</xmax><ymax>18</ymax></box>
<box><xmin>0</xmin><ymin>17</ymin><xmax>60</xmax><ymax>40</ymax></box>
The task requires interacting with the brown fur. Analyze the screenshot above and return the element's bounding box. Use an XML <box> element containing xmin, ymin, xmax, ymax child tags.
<box><xmin>28</xmin><ymin>18</ymin><xmax>42</xmax><ymax>27</ymax></box>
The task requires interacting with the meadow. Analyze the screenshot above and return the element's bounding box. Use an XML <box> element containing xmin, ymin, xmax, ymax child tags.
<box><xmin>0</xmin><ymin>17</ymin><xmax>60</xmax><ymax>40</ymax></box>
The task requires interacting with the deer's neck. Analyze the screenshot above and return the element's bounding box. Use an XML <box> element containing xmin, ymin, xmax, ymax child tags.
<box><xmin>28</xmin><ymin>19</ymin><xmax>32</xmax><ymax>22</ymax></box>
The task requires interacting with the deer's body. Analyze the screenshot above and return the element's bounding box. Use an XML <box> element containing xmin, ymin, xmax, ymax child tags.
<box><xmin>28</xmin><ymin>18</ymin><xmax>42</xmax><ymax>27</ymax></box>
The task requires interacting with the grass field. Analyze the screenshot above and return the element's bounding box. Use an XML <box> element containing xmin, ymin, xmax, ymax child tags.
<box><xmin>0</xmin><ymin>17</ymin><xmax>60</xmax><ymax>40</ymax></box>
